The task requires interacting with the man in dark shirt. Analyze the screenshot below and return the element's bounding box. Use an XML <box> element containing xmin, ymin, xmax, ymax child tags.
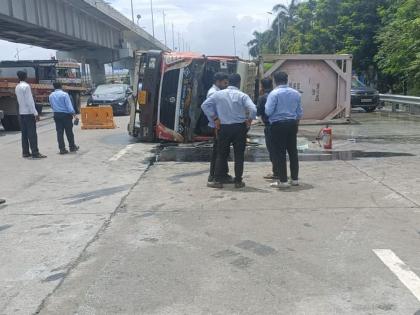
<box><xmin>257</xmin><ymin>78</ymin><xmax>277</xmax><ymax>180</ymax></box>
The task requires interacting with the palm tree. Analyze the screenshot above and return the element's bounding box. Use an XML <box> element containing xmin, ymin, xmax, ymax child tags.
<box><xmin>247</xmin><ymin>31</ymin><xmax>264</xmax><ymax>57</ymax></box>
<box><xmin>273</xmin><ymin>0</ymin><xmax>300</xmax><ymax>27</ymax></box>
<box><xmin>270</xmin><ymin>1</ymin><xmax>301</xmax><ymax>53</ymax></box>
<box><xmin>247</xmin><ymin>30</ymin><xmax>277</xmax><ymax>57</ymax></box>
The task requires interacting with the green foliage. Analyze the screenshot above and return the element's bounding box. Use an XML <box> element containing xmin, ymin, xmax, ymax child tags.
<box><xmin>375</xmin><ymin>0</ymin><xmax>420</xmax><ymax>94</ymax></box>
<box><xmin>247</xmin><ymin>0</ymin><xmax>420</xmax><ymax>94</ymax></box>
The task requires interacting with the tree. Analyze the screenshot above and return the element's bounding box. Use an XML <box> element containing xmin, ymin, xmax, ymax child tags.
<box><xmin>250</xmin><ymin>0</ymin><xmax>419</xmax><ymax>93</ymax></box>
<box><xmin>376</xmin><ymin>0</ymin><xmax>420</xmax><ymax>93</ymax></box>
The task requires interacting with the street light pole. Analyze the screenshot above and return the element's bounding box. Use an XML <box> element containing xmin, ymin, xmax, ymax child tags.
<box><xmin>277</xmin><ymin>17</ymin><xmax>281</xmax><ymax>55</ymax></box>
<box><xmin>267</xmin><ymin>11</ymin><xmax>280</xmax><ymax>55</ymax></box>
<box><xmin>171</xmin><ymin>23</ymin><xmax>175</xmax><ymax>51</ymax></box>
<box><xmin>162</xmin><ymin>10</ymin><xmax>167</xmax><ymax>47</ymax></box>
<box><xmin>130</xmin><ymin>0</ymin><xmax>134</xmax><ymax>23</ymax></box>
<box><xmin>178</xmin><ymin>32</ymin><xmax>181</xmax><ymax>51</ymax></box>
<box><xmin>182</xmin><ymin>36</ymin><xmax>185</xmax><ymax>52</ymax></box>
<box><xmin>232</xmin><ymin>25</ymin><xmax>237</xmax><ymax>56</ymax></box>
<box><xmin>150</xmin><ymin>0</ymin><xmax>155</xmax><ymax>38</ymax></box>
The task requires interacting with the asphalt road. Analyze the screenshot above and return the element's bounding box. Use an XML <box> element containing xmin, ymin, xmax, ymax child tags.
<box><xmin>1</xmin><ymin>111</ymin><xmax>420</xmax><ymax>314</ymax></box>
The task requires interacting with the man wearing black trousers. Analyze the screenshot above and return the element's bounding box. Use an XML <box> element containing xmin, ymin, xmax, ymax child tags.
<box><xmin>265</xmin><ymin>71</ymin><xmax>303</xmax><ymax>189</ymax></box>
<box><xmin>49</xmin><ymin>82</ymin><xmax>79</xmax><ymax>154</ymax></box>
<box><xmin>256</xmin><ymin>77</ymin><xmax>277</xmax><ymax>180</ymax></box>
<box><xmin>201</xmin><ymin>74</ymin><xmax>257</xmax><ymax>189</ymax></box>
<box><xmin>205</xmin><ymin>72</ymin><xmax>233</xmax><ymax>186</ymax></box>
<box><xmin>15</xmin><ymin>71</ymin><xmax>47</xmax><ymax>159</ymax></box>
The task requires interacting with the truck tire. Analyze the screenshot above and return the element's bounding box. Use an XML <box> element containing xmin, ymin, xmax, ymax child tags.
<box><xmin>1</xmin><ymin>115</ymin><xmax>21</xmax><ymax>131</ymax></box>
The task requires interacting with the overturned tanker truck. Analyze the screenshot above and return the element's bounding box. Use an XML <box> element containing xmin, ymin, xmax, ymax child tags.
<box><xmin>128</xmin><ymin>50</ymin><xmax>257</xmax><ymax>143</ymax></box>
<box><xmin>128</xmin><ymin>51</ymin><xmax>352</xmax><ymax>143</ymax></box>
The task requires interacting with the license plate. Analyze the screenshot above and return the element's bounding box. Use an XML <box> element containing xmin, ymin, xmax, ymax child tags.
<box><xmin>361</xmin><ymin>98</ymin><xmax>373</xmax><ymax>102</ymax></box>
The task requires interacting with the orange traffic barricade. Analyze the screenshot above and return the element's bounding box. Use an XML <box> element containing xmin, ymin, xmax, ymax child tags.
<box><xmin>80</xmin><ymin>106</ymin><xmax>116</xmax><ymax>129</ymax></box>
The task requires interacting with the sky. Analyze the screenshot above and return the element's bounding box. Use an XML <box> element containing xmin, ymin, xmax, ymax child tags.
<box><xmin>0</xmin><ymin>0</ymin><xmax>287</xmax><ymax>61</ymax></box>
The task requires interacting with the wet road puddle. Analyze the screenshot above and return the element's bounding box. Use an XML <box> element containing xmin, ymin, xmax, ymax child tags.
<box><xmin>156</xmin><ymin>143</ymin><xmax>414</xmax><ymax>163</ymax></box>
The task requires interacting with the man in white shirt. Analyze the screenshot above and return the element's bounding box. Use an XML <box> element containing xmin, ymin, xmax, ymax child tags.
<box><xmin>15</xmin><ymin>71</ymin><xmax>46</xmax><ymax>159</ymax></box>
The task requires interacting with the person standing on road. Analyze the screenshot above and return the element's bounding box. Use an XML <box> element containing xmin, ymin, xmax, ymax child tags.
<box><xmin>201</xmin><ymin>73</ymin><xmax>257</xmax><ymax>189</ymax></box>
<box><xmin>265</xmin><ymin>71</ymin><xmax>303</xmax><ymax>189</ymax></box>
<box><xmin>206</xmin><ymin>72</ymin><xmax>233</xmax><ymax>186</ymax></box>
<box><xmin>49</xmin><ymin>82</ymin><xmax>79</xmax><ymax>155</ymax></box>
<box><xmin>256</xmin><ymin>77</ymin><xmax>277</xmax><ymax>180</ymax></box>
<box><xmin>15</xmin><ymin>71</ymin><xmax>47</xmax><ymax>159</ymax></box>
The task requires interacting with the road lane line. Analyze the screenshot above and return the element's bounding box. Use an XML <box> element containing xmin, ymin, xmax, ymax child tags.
<box><xmin>109</xmin><ymin>144</ymin><xmax>134</xmax><ymax>161</ymax></box>
<box><xmin>373</xmin><ymin>249</ymin><xmax>420</xmax><ymax>302</ymax></box>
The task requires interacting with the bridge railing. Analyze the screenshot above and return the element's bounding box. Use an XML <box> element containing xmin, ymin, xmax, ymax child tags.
<box><xmin>380</xmin><ymin>94</ymin><xmax>420</xmax><ymax>115</ymax></box>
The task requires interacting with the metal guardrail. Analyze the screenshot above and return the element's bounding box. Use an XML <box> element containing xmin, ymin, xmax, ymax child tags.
<box><xmin>380</xmin><ymin>94</ymin><xmax>420</xmax><ymax>114</ymax></box>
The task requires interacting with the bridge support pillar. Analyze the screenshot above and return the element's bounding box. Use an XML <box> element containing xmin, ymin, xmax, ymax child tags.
<box><xmin>88</xmin><ymin>60</ymin><xmax>106</xmax><ymax>86</ymax></box>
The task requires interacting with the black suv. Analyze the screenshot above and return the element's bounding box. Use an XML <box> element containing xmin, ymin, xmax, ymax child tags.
<box><xmin>351</xmin><ymin>77</ymin><xmax>380</xmax><ymax>112</ymax></box>
<box><xmin>87</xmin><ymin>84</ymin><xmax>134</xmax><ymax>116</ymax></box>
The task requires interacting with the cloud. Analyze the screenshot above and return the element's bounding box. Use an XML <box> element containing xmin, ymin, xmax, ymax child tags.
<box><xmin>0</xmin><ymin>0</ymin><xmax>287</xmax><ymax>61</ymax></box>
<box><xmin>110</xmin><ymin>0</ymin><xmax>285</xmax><ymax>55</ymax></box>
<box><xmin>0</xmin><ymin>41</ymin><xmax>55</xmax><ymax>61</ymax></box>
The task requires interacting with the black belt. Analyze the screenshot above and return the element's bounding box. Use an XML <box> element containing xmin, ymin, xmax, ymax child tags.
<box><xmin>271</xmin><ymin>119</ymin><xmax>297</xmax><ymax>125</ymax></box>
<box><xmin>220</xmin><ymin>122</ymin><xmax>247</xmax><ymax>127</ymax></box>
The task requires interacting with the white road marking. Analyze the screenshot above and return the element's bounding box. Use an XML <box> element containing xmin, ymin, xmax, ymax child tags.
<box><xmin>373</xmin><ymin>249</ymin><xmax>420</xmax><ymax>302</ymax></box>
<box><xmin>109</xmin><ymin>144</ymin><xmax>134</xmax><ymax>161</ymax></box>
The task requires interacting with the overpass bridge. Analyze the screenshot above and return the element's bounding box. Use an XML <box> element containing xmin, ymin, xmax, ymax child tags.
<box><xmin>0</xmin><ymin>0</ymin><xmax>168</xmax><ymax>83</ymax></box>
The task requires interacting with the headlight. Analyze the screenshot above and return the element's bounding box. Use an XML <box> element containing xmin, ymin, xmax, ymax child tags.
<box><xmin>117</xmin><ymin>100</ymin><xmax>125</xmax><ymax>106</ymax></box>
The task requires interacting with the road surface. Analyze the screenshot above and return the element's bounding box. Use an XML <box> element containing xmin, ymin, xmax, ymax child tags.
<box><xmin>1</xmin><ymin>111</ymin><xmax>420</xmax><ymax>314</ymax></box>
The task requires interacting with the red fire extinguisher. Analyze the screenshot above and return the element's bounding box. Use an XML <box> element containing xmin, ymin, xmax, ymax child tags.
<box><xmin>318</xmin><ymin>125</ymin><xmax>332</xmax><ymax>149</ymax></box>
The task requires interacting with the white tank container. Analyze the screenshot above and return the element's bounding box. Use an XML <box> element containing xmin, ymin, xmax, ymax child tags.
<box><xmin>263</xmin><ymin>54</ymin><xmax>353</xmax><ymax>121</ymax></box>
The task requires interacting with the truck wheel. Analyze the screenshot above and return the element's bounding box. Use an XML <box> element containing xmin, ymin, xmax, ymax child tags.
<box><xmin>1</xmin><ymin>115</ymin><xmax>21</xmax><ymax>131</ymax></box>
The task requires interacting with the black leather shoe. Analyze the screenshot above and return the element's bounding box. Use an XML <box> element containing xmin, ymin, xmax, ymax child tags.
<box><xmin>221</xmin><ymin>175</ymin><xmax>235</xmax><ymax>184</ymax></box>
<box><xmin>32</xmin><ymin>153</ymin><xmax>47</xmax><ymax>159</ymax></box>
<box><xmin>235</xmin><ymin>182</ymin><xmax>246</xmax><ymax>188</ymax></box>
<box><xmin>22</xmin><ymin>153</ymin><xmax>31</xmax><ymax>158</ymax></box>
<box><xmin>0</xmin><ymin>199</ymin><xmax>5</xmax><ymax>205</ymax></box>
<box><xmin>207</xmin><ymin>181</ymin><xmax>223</xmax><ymax>189</ymax></box>
<box><xmin>70</xmin><ymin>146</ymin><xmax>79</xmax><ymax>152</ymax></box>
<box><xmin>59</xmin><ymin>149</ymin><xmax>69</xmax><ymax>155</ymax></box>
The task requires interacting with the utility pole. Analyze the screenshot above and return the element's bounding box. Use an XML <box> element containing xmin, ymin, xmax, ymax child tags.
<box><xmin>130</xmin><ymin>0</ymin><xmax>134</xmax><ymax>23</ymax></box>
<box><xmin>162</xmin><ymin>10</ymin><xmax>167</xmax><ymax>47</ymax></box>
<box><xmin>171</xmin><ymin>22</ymin><xmax>175</xmax><ymax>51</ymax></box>
<box><xmin>150</xmin><ymin>0</ymin><xmax>155</xmax><ymax>38</ymax></box>
<box><xmin>277</xmin><ymin>17</ymin><xmax>281</xmax><ymax>55</ymax></box>
<box><xmin>178</xmin><ymin>32</ymin><xmax>181</xmax><ymax>51</ymax></box>
<box><xmin>232</xmin><ymin>25</ymin><xmax>237</xmax><ymax>56</ymax></box>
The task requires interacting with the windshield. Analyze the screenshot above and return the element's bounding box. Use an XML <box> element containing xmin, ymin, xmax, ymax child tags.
<box><xmin>94</xmin><ymin>84</ymin><xmax>126</xmax><ymax>95</ymax></box>
<box><xmin>38</xmin><ymin>66</ymin><xmax>56</xmax><ymax>81</ymax></box>
<box><xmin>352</xmin><ymin>77</ymin><xmax>366</xmax><ymax>88</ymax></box>
<box><xmin>56</xmin><ymin>67</ymin><xmax>81</xmax><ymax>79</ymax></box>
